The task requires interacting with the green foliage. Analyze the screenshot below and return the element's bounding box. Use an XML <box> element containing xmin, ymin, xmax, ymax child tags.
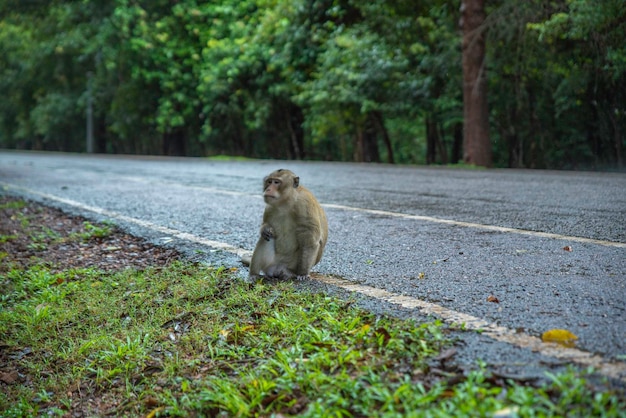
<box><xmin>1</xmin><ymin>261</ymin><xmax>624</xmax><ymax>416</ymax></box>
<box><xmin>489</xmin><ymin>0</ymin><xmax>625</xmax><ymax>169</ymax></box>
<box><xmin>0</xmin><ymin>0</ymin><xmax>623</xmax><ymax>168</ymax></box>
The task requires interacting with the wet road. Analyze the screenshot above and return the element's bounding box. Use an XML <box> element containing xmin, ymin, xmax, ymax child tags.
<box><xmin>1</xmin><ymin>151</ymin><xmax>625</xmax><ymax>382</ymax></box>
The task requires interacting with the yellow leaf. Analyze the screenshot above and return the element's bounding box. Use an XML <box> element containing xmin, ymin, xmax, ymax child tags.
<box><xmin>145</xmin><ymin>406</ymin><xmax>165</xmax><ymax>418</ymax></box>
<box><xmin>349</xmin><ymin>324</ymin><xmax>370</xmax><ymax>335</ymax></box>
<box><xmin>541</xmin><ymin>329</ymin><xmax>578</xmax><ymax>347</ymax></box>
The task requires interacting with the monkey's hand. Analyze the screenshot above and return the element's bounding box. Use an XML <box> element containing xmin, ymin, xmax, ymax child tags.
<box><xmin>261</xmin><ymin>225</ymin><xmax>274</xmax><ymax>241</ymax></box>
<box><xmin>295</xmin><ymin>274</ymin><xmax>310</xmax><ymax>281</ymax></box>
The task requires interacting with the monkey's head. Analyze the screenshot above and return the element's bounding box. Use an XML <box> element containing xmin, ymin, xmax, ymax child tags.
<box><xmin>262</xmin><ymin>169</ymin><xmax>300</xmax><ymax>204</ymax></box>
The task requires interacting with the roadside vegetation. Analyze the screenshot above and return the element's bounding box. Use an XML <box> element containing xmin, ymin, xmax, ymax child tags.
<box><xmin>1</xmin><ymin>196</ymin><xmax>625</xmax><ymax>417</ymax></box>
<box><xmin>1</xmin><ymin>1</ymin><xmax>624</xmax><ymax>169</ymax></box>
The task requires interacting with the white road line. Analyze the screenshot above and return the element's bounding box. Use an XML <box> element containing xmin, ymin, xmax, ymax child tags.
<box><xmin>322</xmin><ymin>203</ymin><xmax>626</xmax><ymax>249</ymax></box>
<box><xmin>3</xmin><ymin>182</ymin><xmax>626</xmax><ymax>382</ymax></box>
<box><xmin>117</xmin><ymin>176</ymin><xmax>626</xmax><ymax>249</ymax></box>
<box><xmin>314</xmin><ymin>275</ymin><xmax>626</xmax><ymax>382</ymax></box>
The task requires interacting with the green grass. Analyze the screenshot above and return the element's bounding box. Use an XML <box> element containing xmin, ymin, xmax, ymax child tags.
<box><xmin>1</xmin><ymin>199</ymin><xmax>624</xmax><ymax>416</ymax></box>
<box><xmin>0</xmin><ymin>199</ymin><xmax>28</xmax><ymax>210</ymax></box>
<box><xmin>206</xmin><ymin>154</ymin><xmax>255</xmax><ymax>161</ymax></box>
<box><xmin>71</xmin><ymin>221</ymin><xmax>113</xmax><ymax>241</ymax></box>
<box><xmin>1</xmin><ymin>262</ymin><xmax>624</xmax><ymax>417</ymax></box>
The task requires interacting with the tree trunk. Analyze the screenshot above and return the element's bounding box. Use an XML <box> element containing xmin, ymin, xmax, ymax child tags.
<box><xmin>426</xmin><ymin>115</ymin><xmax>437</xmax><ymax>164</ymax></box>
<box><xmin>354</xmin><ymin>114</ymin><xmax>381</xmax><ymax>163</ymax></box>
<box><xmin>460</xmin><ymin>0</ymin><xmax>492</xmax><ymax>167</ymax></box>
<box><xmin>363</xmin><ymin>115</ymin><xmax>380</xmax><ymax>163</ymax></box>
<box><xmin>162</xmin><ymin>129</ymin><xmax>186</xmax><ymax>156</ymax></box>
<box><xmin>282</xmin><ymin>102</ymin><xmax>305</xmax><ymax>160</ymax></box>
<box><xmin>436</xmin><ymin>121</ymin><xmax>448</xmax><ymax>164</ymax></box>
<box><xmin>354</xmin><ymin>125</ymin><xmax>364</xmax><ymax>162</ymax></box>
<box><xmin>371</xmin><ymin>111</ymin><xmax>394</xmax><ymax>164</ymax></box>
<box><xmin>451</xmin><ymin>122</ymin><xmax>463</xmax><ymax>164</ymax></box>
<box><xmin>609</xmin><ymin>109</ymin><xmax>623</xmax><ymax>169</ymax></box>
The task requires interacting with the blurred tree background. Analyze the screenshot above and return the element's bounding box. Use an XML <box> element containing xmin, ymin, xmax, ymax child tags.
<box><xmin>0</xmin><ymin>0</ymin><xmax>623</xmax><ymax>169</ymax></box>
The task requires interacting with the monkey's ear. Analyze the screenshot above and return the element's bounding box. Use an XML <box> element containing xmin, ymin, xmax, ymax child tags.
<box><xmin>293</xmin><ymin>176</ymin><xmax>300</xmax><ymax>188</ymax></box>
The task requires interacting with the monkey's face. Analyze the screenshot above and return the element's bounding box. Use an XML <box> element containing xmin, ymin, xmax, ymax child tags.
<box><xmin>263</xmin><ymin>177</ymin><xmax>283</xmax><ymax>203</ymax></box>
<box><xmin>262</xmin><ymin>170</ymin><xmax>300</xmax><ymax>205</ymax></box>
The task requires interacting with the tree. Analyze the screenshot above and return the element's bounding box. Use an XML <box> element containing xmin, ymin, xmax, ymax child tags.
<box><xmin>460</xmin><ymin>0</ymin><xmax>492</xmax><ymax>167</ymax></box>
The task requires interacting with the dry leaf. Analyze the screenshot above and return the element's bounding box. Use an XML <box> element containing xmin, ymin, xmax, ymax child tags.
<box><xmin>435</xmin><ymin>348</ymin><xmax>457</xmax><ymax>362</ymax></box>
<box><xmin>563</xmin><ymin>246</ymin><xmax>573</xmax><ymax>252</ymax></box>
<box><xmin>240</xmin><ymin>325</ymin><xmax>255</xmax><ymax>332</ymax></box>
<box><xmin>374</xmin><ymin>327</ymin><xmax>391</xmax><ymax>345</ymax></box>
<box><xmin>418</xmin><ymin>272</ymin><xmax>425</xmax><ymax>279</ymax></box>
<box><xmin>0</xmin><ymin>370</ymin><xmax>19</xmax><ymax>384</ymax></box>
<box><xmin>487</xmin><ymin>295</ymin><xmax>500</xmax><ymax>303</ymax></box>
<box><xmin>541</xmin><ymin>329</ymin><xmax>578</xmax><ymax>347</ymax></box>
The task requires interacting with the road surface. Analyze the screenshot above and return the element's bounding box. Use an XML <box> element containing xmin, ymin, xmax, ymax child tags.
<box><xmin>1</xmin><ymin>151</ymin><xmax>625</xmax><ymax>383</ymax></box>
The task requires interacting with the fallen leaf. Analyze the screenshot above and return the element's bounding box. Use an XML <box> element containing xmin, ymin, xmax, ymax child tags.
<box><xmin>349</xmin><ymin>324</ymin><xmax>371</xmax><ymax>335</ymax></box>
<box><xmin>487</xmin><ymin>295</ymin><xmax>500</xmax><ymax>303</ymax></box>
<box><xmin>439</xmin><ymin>389</ymin><xmax>455</xmax><ymax>398</ymax></box>
<box><xmin>0</xmin><ymin>370</ymin><xmax>19</xmax><ymax>384</ymax></box>
<box><xmin>374</xmin><ymin>327</ymin><xmax>391</xmax><ymax>345</ymax></box>
<box><xmin>493</xmin><ymin>406</ymin><xmax>520</xmax><ymax>418</ymax></box>
<box><xmin>435</xmin><ymin>348</ymin><xmax>457</xmax><ymax>362</ymax></box>
<box><xmin>219</xmin><ymin>329</ymin><xmax>231</xmax><ymax>342</ymax></box>
<box><xmin>144</xmin><ymin>397</ymin><xmax>159</xmax><ymax>408</ymax></box>
<box><xmin>418</xmin><ymin>272</ymin><xmax>425</xmax><ymax>279</ymax></box>
<box><xmin>239</xmin><ymin>325</ymin><xmax>255</xmax><ymax>333</ymax></box>
<box><xmin>541</xmin><ymin>329</ymin><xmax>578</xmax><ymax>347</ymax></box>
<box><xmin>563</xmin><ymin>246</ymin><xmax>573</xmax><ymax>252</ymax></box>
<box><xmin>145</xmin><ymin>407</ymin><xmax>165</xmax><ymax>418</ymax></box>
<box><xmin>9</xmin><ymin>347</ymin><xmax>32</xmax><ymax>360</ymax></box>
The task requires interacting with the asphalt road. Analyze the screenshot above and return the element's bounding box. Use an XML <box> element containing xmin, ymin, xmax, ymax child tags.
<box><xmin>1</xmin><ymin>151</ymin><xmax>625</xmax><ymax>383</ymax></box>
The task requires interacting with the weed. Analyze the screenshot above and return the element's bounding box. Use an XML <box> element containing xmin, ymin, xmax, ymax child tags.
<box><xmin>0</xmin><ymin>234</ymin><xmax>17</xmax><ymax>243</ymax></box>
<box><xmin>1</xmin><ymin>261</ymin><xmax>624</xmax><ymax>416</ymax></box>
<box><xmin>0</xmin><ymin>199</ymin><xmax>27</xmax><ymax>210</ymax></box>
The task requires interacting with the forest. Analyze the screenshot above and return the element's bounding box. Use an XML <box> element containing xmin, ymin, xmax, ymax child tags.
<box><xmin>0</xmin><ymin>0</ymin><xmax>624</xmax><ymax>169</ymax></box>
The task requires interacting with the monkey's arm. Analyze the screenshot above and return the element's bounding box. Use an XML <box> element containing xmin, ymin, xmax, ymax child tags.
<box><xmin>260</xmin><ymin>224</ymin><xmax>274</xmax><ymax>241</ymax></box>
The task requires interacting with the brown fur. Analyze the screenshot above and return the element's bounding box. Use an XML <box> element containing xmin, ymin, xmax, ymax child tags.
<box><xmin>249</xmin><ymin>169</ymin><xmax>328</xmax><ymax>280</ymax></box>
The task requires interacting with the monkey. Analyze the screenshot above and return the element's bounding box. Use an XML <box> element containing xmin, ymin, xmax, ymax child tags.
<box><xmin>248</xmin><ymin>169</ymin><xmax>328</xmax><ymax>281</ymax></box>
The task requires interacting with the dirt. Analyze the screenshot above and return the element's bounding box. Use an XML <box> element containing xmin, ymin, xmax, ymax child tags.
<box><xmin>0</xmin><ymin>195</ymin><xmax>183</xmax><ymax>415</ymax></box>
<box><xmin>0</xmin><ymin>195</ymin><xmax>181</xmax><ymax>273</ymax></box>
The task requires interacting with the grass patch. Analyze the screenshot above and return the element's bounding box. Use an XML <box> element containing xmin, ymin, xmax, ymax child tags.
<box><xmin>1</xmin><ymin>263</ymin><xmax>624</xmax><ymax>417</ymax></box>
<box><xmin>206</xmin><ymin>154</ymin><xmax>255</xmax><ymax>161</ymax></box>
<box><xmin>1</xmin><ymin>197</ymin><xmax>624</xmax><ymax>416</ymax></box>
